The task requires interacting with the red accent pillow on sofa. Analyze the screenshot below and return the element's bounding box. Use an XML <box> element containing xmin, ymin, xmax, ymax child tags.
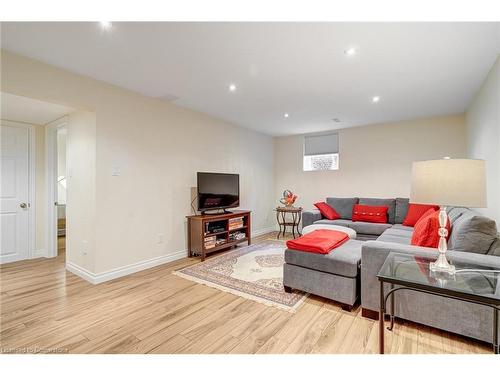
<box><xmin>411</xmin><ymin>209</ymin><xmax>451</xmax><ymax>248</ymax></box>
<box><xmin>403</xmin><ymin>203</ymin><xmax>440</xmax><ymax>226</ymax></box>
<box><xmin>314</xmin><ymin>202</ymin><xmax>341</xmax><ymax>220</ymax></box>
<box><xmin>352</xmin><ymin>204</ymin><xmax>388</xmax><ymax>223</ymax></box>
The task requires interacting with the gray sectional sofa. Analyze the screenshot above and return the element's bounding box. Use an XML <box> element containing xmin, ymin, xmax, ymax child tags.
<box><xmin>283</xmin><ymin>197</ymin><xmax>500</xmax><ymax>344</ymax></box>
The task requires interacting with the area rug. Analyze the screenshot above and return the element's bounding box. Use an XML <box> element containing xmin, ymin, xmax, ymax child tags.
<box><xmin>173</xmin><ymin>240</ymin><xmax>307</xmax><ymax>312</ymax></box>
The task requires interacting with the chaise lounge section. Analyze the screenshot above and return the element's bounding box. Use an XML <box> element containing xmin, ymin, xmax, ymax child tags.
<box><xmin>284</xmin><ymin>197</ymin><xmax>500</xmax><ymax>344</ymax></box>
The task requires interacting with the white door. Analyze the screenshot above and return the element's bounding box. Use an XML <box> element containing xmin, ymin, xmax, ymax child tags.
<box><xmin>1</xmin><ymin>123</ymin><xmax>31</xmax><ymax>263</ymax></box>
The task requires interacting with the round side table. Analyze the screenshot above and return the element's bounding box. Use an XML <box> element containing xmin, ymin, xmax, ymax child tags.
<box><xmin>275</xmin><ymin>206</ymin><xmax>303</xmax><ymax>239</ymax></box>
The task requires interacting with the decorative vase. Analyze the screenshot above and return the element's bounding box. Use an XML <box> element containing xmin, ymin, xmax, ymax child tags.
<box><xmin>279</xmin><ymin>189</ymin><xmax>298</xmax><ymax>207</ymax></box>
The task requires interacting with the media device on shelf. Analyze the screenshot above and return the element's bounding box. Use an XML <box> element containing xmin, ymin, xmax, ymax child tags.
<box><xmin>197</xmin><ymin>172</ymin><xmax>239</xmax><ymax>214</ymax></box>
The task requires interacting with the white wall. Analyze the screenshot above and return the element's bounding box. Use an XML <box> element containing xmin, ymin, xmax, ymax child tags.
<box><xmin>1</xmin><ymin>50</ymin><xmax>275</xmax><ymax>276</ymax></box>
<box><xmin>274</xmin><ymin>115</ymin><xmax>467</xmax><ymax>211</ymax></box>
<box><xmin>466</xmin><ymin>56</ymin><xmax>500</xmax><ymax>224</ymax></box>
<box><xmin>94</xmin><ymin>104</ymin><xmax>274</xmax><ymax>273</ymax></box>
<box><xmin>65</xmin><ymin>111</ymin><xmax>97</xmax><ymax>271</ymax></box>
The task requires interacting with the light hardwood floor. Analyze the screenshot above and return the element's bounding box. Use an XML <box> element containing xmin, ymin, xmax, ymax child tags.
<box><xmin>0</xmin><ymin>232</ymin><xmax>490</xmax><ymax>354</ymax></box>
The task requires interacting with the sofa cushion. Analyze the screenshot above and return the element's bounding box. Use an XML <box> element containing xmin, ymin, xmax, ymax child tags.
<box><xmin>382</xmin><ymin>227</ymin><xmax>414</xmax><ymax>238</ymax></box>
<box><xmin>391</xmin><ymin>224</ymin><xmax>414</xmax><ymax>232</ymax></box>
<box><xmin>285</xmin><ymin>239</ymin><xmax>363</xmax><ymax>278</ymax></box>
<box><xmin>446</xmin><ymin>207</ymin><xmax>470</xmax><ymax>224</ymax></box>
<box><xmin>326</xmin><ymin>197</ymin><xmax>359</xmax><ymax>220</ymax></box>
<box><xmin>347</xmin><ymin>221</ymin><xmax>392</xmax><ymax>236</ymax></box>
<box><xmin>314</xmin><ymin>219</ymin><xmax>351</xmax><ymax>227</ymax></box>
<box><xmin>448</xmin><ymin>212</ymin><xmax>498</xmax><ymax>254</ymax></box>
<box><xmin>376</xmin><ymin>233</ymin><xmax>412</xmax><ymax>245</ymax></box>
<box><xmin>488</xmin><ymin>238</ymin><xmax>500</xmax><ymax>256</ymax></box>
<box><xmin>395</xmin><ymin>198</ymin><xmax>410</xmax><ymax>224</ymax></box>
<box><xmin>359</xmin><ymin>198</ymin><xmax>396</xmax><ymax>224</ymax></box>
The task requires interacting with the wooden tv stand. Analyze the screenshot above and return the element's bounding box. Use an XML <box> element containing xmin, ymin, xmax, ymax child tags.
<box><xmin>186</xmin><ymin>210</ymin><xmax>251</xmax><ymax>261</ymax></box>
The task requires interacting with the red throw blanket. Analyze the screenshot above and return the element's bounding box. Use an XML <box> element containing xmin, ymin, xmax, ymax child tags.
<box><xmin>286</xmin><ymin>229</ymin><xmax>349</xmax><ymax>254</ymax></box>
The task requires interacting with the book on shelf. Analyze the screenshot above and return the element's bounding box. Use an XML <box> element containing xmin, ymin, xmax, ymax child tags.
<box><xmin>228</xmin><ymin>218</ymin><xmax>244</xmax><ymax>230</ymax></box>
<box><xmin>229</xmin><ymin>231</ymin><xmax>246</xmax><ymax>241</ymax></box>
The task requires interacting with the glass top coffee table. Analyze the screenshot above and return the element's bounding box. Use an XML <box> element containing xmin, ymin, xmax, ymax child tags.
<box><xmin>377</xmin><ymin>252</ymin><xmax>500</xmax><ymax>354</ymax></box>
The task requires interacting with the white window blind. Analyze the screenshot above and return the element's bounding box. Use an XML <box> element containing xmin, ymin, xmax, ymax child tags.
<box><xmin>304</xmin><ymin>133</ymin><xmax>339</xmax><ymax>156</ymax></box>
<box><xmin>303</xmin><ymin>133</ymin><xmax>339</xmax><ymax>171</ymax></box>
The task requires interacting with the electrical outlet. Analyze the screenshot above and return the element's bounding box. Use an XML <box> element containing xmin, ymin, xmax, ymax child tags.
<box><xmin>81</xmin><ymin>240</ymin><xmax>88</xmax><ymax>255</ymax></box>
<box><xmin>157</xmin><ymin>233</ymin><xmax>164</xmax><ymax>244</ymax></box>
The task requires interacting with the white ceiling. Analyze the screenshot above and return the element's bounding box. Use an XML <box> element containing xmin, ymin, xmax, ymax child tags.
<box><xmin>1</xmin><ymin>22</ymin><xmax>499</xmax><ymax>136</ymax></box>
<box><xmin>1</xmin><ymin>92</ymin><xmax>74</xmax><ymax>125</ymax></box>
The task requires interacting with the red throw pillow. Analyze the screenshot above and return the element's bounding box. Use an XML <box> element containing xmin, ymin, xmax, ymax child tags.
<box><xmin>314</xmin><ymin>202</ymin><xmax>341</xmax><ymax>220</ymax></box>
<box><xmin>403</xmin><ymin>203</ymin><xmax>440</xmax><ymax>227</ymax></box>
<box><xmin>411</xmin><ymin>209</ymin><xmax>451</xmax><ymax>248</ymax></box>
<box><xmin>352</xmin><ymin>204</ymin><xmax>388</xmax><ymax>224</ymax></box>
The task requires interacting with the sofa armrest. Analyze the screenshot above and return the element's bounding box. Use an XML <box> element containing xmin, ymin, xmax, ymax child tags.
<box><xmin>361</xmin><ymin>241</ymin><xmax>500</xmax><ymax>311</ymax></box>
<box><xmin>302</xmin><ymin>209</ymin><xmax>322</xmax><ymax>228</ymax></box>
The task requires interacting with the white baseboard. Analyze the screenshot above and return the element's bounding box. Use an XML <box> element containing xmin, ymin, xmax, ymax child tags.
<box><xmin>66</xmin><ymin>261</ymin><xmax>96</xmax><ymax>284</ymax></box>
<box><xmin>31</xmin><ymin>248</ymin><xmax>47</xmax><ymax>259</ymax></box>
<box><xmin>251</xmin><ymin>226</ymin><xmax>276</xmax><ymax>237</ymax></box>
<box><xmin>66</xmin><ymin>249</ymin><xmax>187</xmax><ymax>284</ymax></box>
<box><xmin>66</xmin><ymin>227</ymin><xmax>275</xmax><ymax>285</ymax></box>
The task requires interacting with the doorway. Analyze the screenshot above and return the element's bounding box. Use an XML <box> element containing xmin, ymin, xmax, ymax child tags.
<box><xmin>46</xmin><ymin>117</ymin><xmax>69</xmax><ymax>259</ymax></box>
<box><xmin>1</xmin><ymin>92</ymin><xmax>74</xmax><ymax>264</ymax></box>
<box><xmin>56</xmin><ymin>128</ymin><xmax>67</xmax><ymax>257</ymax></box>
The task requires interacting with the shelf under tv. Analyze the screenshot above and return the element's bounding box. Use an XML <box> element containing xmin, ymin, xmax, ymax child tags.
<box><xmin>186</xmin><ymin>210</ymin><xmax>251</xmax><ymax>261</ymax></box>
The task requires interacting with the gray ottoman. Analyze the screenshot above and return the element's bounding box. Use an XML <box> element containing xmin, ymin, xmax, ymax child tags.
<box><xmin>283</xmin><ymin>225</ymin><xmax>362</xmax><ymax>310</ymax></box>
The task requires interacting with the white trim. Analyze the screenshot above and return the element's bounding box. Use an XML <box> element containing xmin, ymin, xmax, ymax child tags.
<box><xmin>45</xmin><ymin>117</ymin><xmax>68</xmax><ymax>259</ymax></box>
<box><xmin>65</xmin><ymin>261</ymin><xmax>96</xmax><ymax>284</ymax></box>
<box><xmin>66</xmin><ymin>228</ymin><xmax>273</xmax><ymax>285</ymax></box>
<box><xmin>0</xmin><ymin>120</ymin><xmax>36</xmax><ymax>261</ymax></box>
<box><xmin>66</xmin><ymin>250</ymin><xmax>187</xmax><ymax>284</ymax></box>
<box><xmin>28</xmin><ymin>124</ymin><xmax>36</xmax><ymax>259</ymax></box>
<box><xmin>31</xmin><ymin>248</ymin><xmax>47</xmax><ymax>259</ymax></box>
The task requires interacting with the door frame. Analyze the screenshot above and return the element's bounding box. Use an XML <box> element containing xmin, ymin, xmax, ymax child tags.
<box><xmin>0</xmin><ymin>120</ymin><xmax>36</xmax><ymax>261</ymax></box>
<box><xmin>45</xmin><ymin>116</ymin><xmax>68</xmax><ymax>259</ymax></box>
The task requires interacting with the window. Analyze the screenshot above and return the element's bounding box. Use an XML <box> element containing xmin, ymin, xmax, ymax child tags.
<box><xmin>303</xmin><ymin>132</ymin><xmax>339</xmax><ymax>171</ymax></box>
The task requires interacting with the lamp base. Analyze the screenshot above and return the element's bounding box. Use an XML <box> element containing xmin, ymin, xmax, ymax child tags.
<box><xmin>430</xmin><ymin>253</ymin><xmax>456</xmax><ymax>274</ymax></box>
<box><xmin>429</xmin><ymin>206</ymin><xmax>456</xmax><ymax>275</ymax></box>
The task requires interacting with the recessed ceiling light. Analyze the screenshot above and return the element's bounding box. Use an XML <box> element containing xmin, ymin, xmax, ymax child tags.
<box><xmin>372</xmin><ymin>96</ymin><xmax>381</xmax><ymax>103</ymax></box>
<box><xmin>228</xmin><ymin>84</ymin><xmax>237</xmax><ymax>92</ymax></box>
<box><xmin>99</xmin><ymin>22</ymin><xmax>112</xmax><ymax>30</ymax></box>
<box><xmin>344</xmin><ymin>47</ymin><xmax>357</xmax><ymax>56</ymax></box>
<box><xmin>284</xmin><ymin>113</ymin><xmax>289</xmax><ymax>118</ymax></box>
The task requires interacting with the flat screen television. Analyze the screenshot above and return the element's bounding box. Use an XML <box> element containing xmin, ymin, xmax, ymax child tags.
<box><xmin>197</xmin><ymin>172</ymin><xmax>240</xmax><ymax>213</ymax></box>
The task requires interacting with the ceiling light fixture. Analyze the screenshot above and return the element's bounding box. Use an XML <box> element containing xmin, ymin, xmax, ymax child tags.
<box><xmin>372</xmin><ymin>96</ymin><xmax>381</xmax><ymax>103</ymax></box>
<box><xmin>229</xmin><ymin>84</ymin><xmax>237</xmax><ymax>92</ymax></box>
<box><xmin>284</xmin><ymin>113</ymin><xmax>289</xmax><ymax>118</ymax></box>
<box><xmin>344</xmin><ymin>47</ymin><xmax>357</xmax><ymax>56</ymax></box>
<box><xmin>99</xmin><ymin>22</ymin><xmax>112</xmax><ymax>30</ymax></box>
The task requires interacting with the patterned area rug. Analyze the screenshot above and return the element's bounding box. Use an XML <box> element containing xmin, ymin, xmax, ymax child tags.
<box><xmin>173</xmin><ymin>240</ymin><xmax>307</xmax><ymax>312</ymax></box>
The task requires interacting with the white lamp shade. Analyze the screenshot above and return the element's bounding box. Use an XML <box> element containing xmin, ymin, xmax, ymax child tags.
<box><xmin>410</xmin><ymin>159</ymin><xmax>486</xmax><ymax>208</ymax></box>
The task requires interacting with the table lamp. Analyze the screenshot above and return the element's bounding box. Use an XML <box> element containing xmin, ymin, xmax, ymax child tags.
<box><xmin>410</xmin><ymin>158</ymin><xmax>486</xmax><ymax>274</ymax></box>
